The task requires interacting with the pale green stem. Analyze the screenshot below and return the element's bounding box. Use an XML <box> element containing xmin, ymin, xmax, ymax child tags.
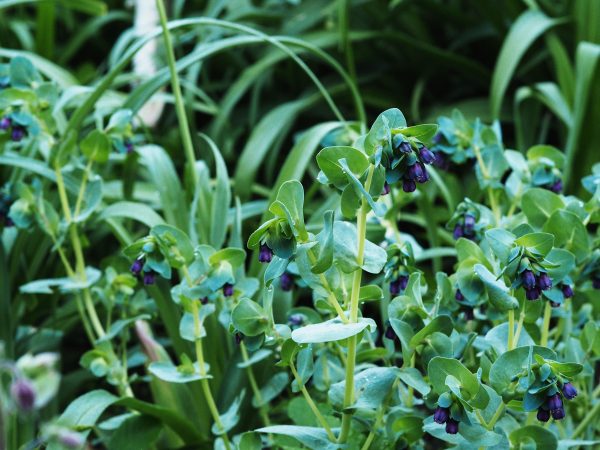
<box><xmin>508</xmin><ymin>309</ymin><xmax>515</xmax><ymax>351</ymax></box>
<box><xmin>540</xmin><ymin>302</ymin><xmax>552</xmax><ymax>347</ymax></box>
<box><xmin>240</xmin><ymin>342</ymin><xmax>270</xmax><ymax>426</ymax></box>
<box><xmin>338</xmin><ymin>165</ymin><xmax>375</xmax><ymax>443</ymax></box>
<box><xmin>156</xmin><ymin>0</ymin><xmax>199</xmax><ymax>189</ymax></box>
<box><xmin>289</xmin><ymin>361</ymin><xmax>336</xmax><ymax>442</ymax></box>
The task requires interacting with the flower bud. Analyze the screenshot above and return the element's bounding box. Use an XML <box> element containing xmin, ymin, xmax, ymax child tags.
<box><xmin>280</xmin><ymin>272</ymin><xmax>294</xmax><ymax>291</ymax></box>
<box><xmin>384</xmin><ymin>325</ymin><xmax>396</xmax><ymax>340</ymax></box>
<box><xmin>0</xmin><ymin>116</ymin><xmax>11</xmax><ymax>130</ymax></box>
<box><xmin>548</xmin><ymin>393</ymin><xmax>563</xmax><ymax>411</ymax></box>
<box><xmin>11</xmin><ymin>126</ymin><xmax>26</xmax><ymax>142</ymax></box>
<box><xmin>525</xmin><ymin>287</ymin><xmax>540</xmax><ymax>301</ymax></box>
<box><xmin>551</xmin><ymin>407</ymin><xmax>565</xmax><ymax>420</ymax></box>
<box><xmin>562</xmin><ymin>284</ymin><xmax>574</xmax><ymax>298</ymax></box>
<box><xmin>536</xmin><ymin>407</ymin><xmax>550</xmax><ymax>422</ymax></box>
<box><xmin>143</xmin><ymin>271</ymin><xmax>155</xmax><ymax>285</ymax></box>
<box><xmin>453</xmin><ymin>224</ymin><xmax>463</xmax><ymax>240</ymax></box>
<box><xmin>402</xmin><ymin>179</ymin><xmax>416</xmax><ymax>193</ymax></box>
<box><xmin>561</xmin><ymin>382</ymin><xmax>577</xmax><ymax>400</ymax></box>
<box><xmin>258</xmin><ymin>243</ymin><xmax>273</xmax><ymax>263</ymax></box>
<box><xmin>445</xmin><ymin>418</ymin><xmax>459</xmax><ymax>434</ymax></box>
<box><xmin>399</xmin><ymin>141</ymin><xmax>412</xmax><ymax>154</ymax></box>
<box><xmin>455</xmin><ymin>289</ymin><xmax>464</xmax><ymax>302</ymax></box>
<box><xmin>10</xmin><ymin>378</ymin><xmax>35</xmax><ymax>411</ymax></box>
<box><xmin>223</xmin><ymin>282</ymin><xmax>234</xmax><ymax>297</ymax></box>
<box><xmin>537</xmin><ymin>272</ymin><xmax>552</xmax><ymax>291</ymax></box>
<box><xmin>433</xmin><ymin>406</ymin><xmax>449</xmax><ymax>424</ymax></box>
<box><xmin>522</xmin><ymin>270</ymin><xmax>536</xmax><ymax>290</ymax></box>
<box><xmin>130</xmin><ymin>258</ymin><xmax>144</xmax><ymax>276</ymax></box>
<box><xmin>419</xmin><ymin>146</ymin><xmax>436</xmax><ymax>164</ymax></box>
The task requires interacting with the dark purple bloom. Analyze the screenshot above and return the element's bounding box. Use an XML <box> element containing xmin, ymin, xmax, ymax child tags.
<box><xmin>537</xmin><ymin>272</ymin><xmax>552</xmax><ymax>291</ymax></box>
<box><xmin>433</xmin><ymin>406</ymin><xmax>449</xmax><ymax>424</ymax></box>
<box><xmin>234</xmin><ymin>332</ymin><xmax>244</xmax><ymax>345</ymax></box>
<box><xmin>594</xmin><ymin>277</ymin><xmax>600</xmax><ymax>290</ymax></box>
<box><xmin>10</xmin><ymin>379</ymin><xmax>35</xmax><ymax>411</ymax></box>
<box><xmin>537</xmin><ymin>407</ymin><xmax>550</xmax><ymax>422</ymax></box>
<box><xmin>223</xmin><ymin>282</ymin><xmax>234</xmax><ymax>297</ymax></box>
<box><xmin>0</xmin><ymin>116</ymin><xmax>11</xmax><ymax>130</ymax></box>
<box><xmin>58</xmin><ymin>432</ymin><xmax>84</xmax><ymax>448</ymax></box>
<box><xmin>11</xmin><ymin>126</ymin><xmax>26</xmax><ymax>142</ymax></box>
<box><xmin>445</xmin><ymin>418</ymin><xmax>459</xmax><ymax>434</ymax></box>
<box><xmin>525</xmin><ymin>287</ymin><xmax>540</xmax><ymax>301</ymax></box>
<box><xmin>389</xmin><ymin>279</ymin><xmax>401</xmax><ymax>296</ymax></box>
<box><xmin>561</xmin><ymin>382</ymin><xmax>577</xmax><ymax>400</ymax></box>
<box><xmin>381</xmin><ymin>182</ymin><xmax>390</xmax><ymax>196</ymax></box>
<box><xmin>549</xmin><ymin>179</ymin><xmax>563</xmax><ymax>193</ymax></box>
<box><xmin>455</xmin><ymin>289</ymin><xmax>464</xmax><ymax>302</ymax></box>
<box><xmin>402</xmin><ymin>179</ymin><xmax>416</xmax><ymax>193</ymax></box>
<box><xmin>200</xmin><ymin>297</ymin><xmax>209</xmax><ymax>305</ymax></box>
<box><xmin>433</xmin><ymin>151</ymin><xmax>449</xmax><ymax>170</ymax></box>
<box><xmin>406</xmin><ymin>163</ymin><xmax>422</xmax><ymax>181</ymax></box>
<box><xmin>522</xmin><ymin>270</ymin><xmax>536</xmax><ymax>290</ymax></box>
<box><xmin>399</xmin><ymin>141</ymin><xmax>412</xmax><ymax>154</ymax></box>
<box><xmin>398</xmin><ymin>275</ymin><xmax>409</xmax><ymax>290</ymax></box>
<box><xmin>130</xmin><ymin>258</ymin><xmax>144</xmax><ymax>276</ymax></box>
<box><xmin>463</xmin><ymin>214</ymin><xmax>475</xmax><ymax>232</ymax></box>
<box><xmin>548</xmin><ymin>393</ymin><xmax>563</xmax><ymax>411</ymax></box>
<box><xmin>550</xmin><ymin>301</ymin><xmax>561</xmax><ymax>308</ymax></box>
<box><xmin>551</xmin><ymin>407</ymin><xmax>565</xmax><ymax>420</ymax></box>
<box><xmin>280</xmin><ymin>272</ymin><xmax>294</xmax><ymax>291</ymax></box>
<box><xmin>288</xmin><ymin>314</ymin><xmax>303</xmax><ymax>327</ymax></box>
<box><xmin>384</xmin><ymin>325</ymin><xmax>396</xmax><ymax>340</ymax></box>
<box><xmin>463</xmin><ymin>306</ymin><xmax>474</xmax><ymax>321</ymax></box>
<box><xmin>453</xmin><ymin>224</ymin><xmax>464</xmax><ymax>240</ymax></box>
<box><xmin>432</xmin><ymin>133</ymin><xmax>442</xmax><ymax>144</ymax></box>
<box><xmin>415</xmin><ymin>163</ymin><xmax>429</xmax><ymax>183</ymax></box>
<box><xmin>562</xmin><ymin>284</ymin><xmax>574</xmax><ymax>298</ymax></box>
<box><xmin>258</xmin><ymin>243</ymin><xmax>273</xmax><ymax>263</ymax></box>
<box><xmin>419</xmin><ymin>146</ymin><xmax>436</xmax><ymax>164</ymax></box>
<box><xmin>124</xmin><ymin>138</ymin><xmax>134</xmax><ymax>154</ymax></box>
<box><xmin>143</xmin><ymin>271</ymin><xmax>155</xmax><ymax>285</ymax></box>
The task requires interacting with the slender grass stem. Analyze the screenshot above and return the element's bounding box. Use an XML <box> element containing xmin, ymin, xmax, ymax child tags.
<box><xmin>572</xmin><ymin>400</ymin><xmax>600</xmax><ymax>438</ymax></box>
<box><xmin>192</xmin><ymin>301</ymin><xmax>232</xmax><ymax>450</ymax></box>
<box><xmin>338</xmin><ymin>165</ymin><xmax>375</xmax><ymax>443</ymax></box>
<box><xmin>540</xmin><ymin>302</ymin><xmax>552</xmax><ymax>347</ymax></box>
<box><xmin>290</xmin><ymin>361</ymin><xmax>336</xmax><ymax>442</ymax></box>
<box><xmin>156</xmin><ymin>0</ymin><xmax>199</xmax><ymax>189</ymax></box>
<box><xmin>73</xmin><ymin>159</ymin><xmax>93</xmax><ymax>219</ymax></box>
<box><xmin>240</xmin><ymin>341</ymin><xmax>270</xmax><ymax>426</ymax></box>
<box><xmin>508</xmin><ymin>309</ymin><xmax>515</xmax><ymax>350</ymax></box>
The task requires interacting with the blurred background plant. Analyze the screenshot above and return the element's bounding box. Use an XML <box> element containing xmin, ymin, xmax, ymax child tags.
<box><xmin>1</xmin><ymin>0</ymin><xmax>600</xmax><ymax>448</ymax></box>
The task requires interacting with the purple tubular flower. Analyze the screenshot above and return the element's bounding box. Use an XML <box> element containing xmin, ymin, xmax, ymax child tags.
<box><xmin>398</xmin><ymin>275</ymin><xmax>409</xmax><ymax>291</ymax></box>
<box><xmin>258</xmin><ymin>243</ymin><xmax>273</xmax><ymax>263</ymax></box>
<box><xmin>445</xmin><ymin>418</ymin><xmax>459</xmax><ymax>434</ymax></box>
<box><xmin>406</xmin><ymin>163</ymin><xmax>421</xmax><ymax>181</ymax></box>
<box><xmin>433</xmin><ymin>406</ymin><xmax>449</xmax><ymax>424</ymax></box>
<box><xmin>143</xmin><ymin>271</ymin><xmax>155</xmax><ymax>285</ymax></box>
<box><xmin>537</xmin><ymin>407</ymin><xmax>550</xmax><ymax>422</ymax></box>
<box><xmin>525</xmin><ymin>287</ymin><xmax>540</xmax><ymax>301</ymax></box>
<box><xmin>389</xmin><ymin>279</ymin><xmax>401</xmax><ymax>296</ymax></box>
<box><xmin>384</xmin><ymin>325</ymin><xmax>396</xmax><ymax>340</ymax></box>
<box><xmin>381</xmin><ymin>182</ymin><xmax>390</xmax><ymax>196</ymax></box>
<box><xmin>594</xmin><ymin>277</ymin><xmax>600</xmax><ymax>290</ymax></box>
<box><xmin>288</xmin><ymin>314</ymin><xmax>303</xmax><ymax>327</ymax></box>
<box><xmin>399</xmin><ymin>141</ymin><xmax>412</xmax><ymax>154</ymax></box>
<box><xmin>234</xmin><ymin>332</ymin><xmax>244</xmax><ymax>345</ymax></box>
<box><xmin>548</xmin><ymin>393</ymin><xmax>563</xmax><ymax>411</ymax></box>
<box><xmin>549</xmin><ymin>179</ymin><xmax>563</xmax><ymax>193</ymax></box>
<box><xmin>0</xmin><ymin>116</ymin><xmax>11</xmax><ymax>130</ymax></box>
<box><xmin>223</xmin><ymin>282</ymin><xmax>234</xmax><ymax>297</ymax></box>
<box><xmin>416</xmin><ymin>164</ymin><xmax>429</xmax><ymax>183</ymax></box>
<box><xmin>562</xmin><ymin>382</ymin><xmax>577</xmax><ymax>400</ymax></box>
<box><xmin>11</xmin><ymin>379</ymin><xmax>35</xmax><ymax>411</ymax></box>
<box><xmin>522</xmin><ymin>270</ymin><xmax>536</xmax><ymax>290</ymax></box>
<box><xmin>562</xmin><ymin>284</ymin><xmax>574</xmax><ymax>298</ymax></box>
<box><xmin>537</xmin><ymin>272</ymin><xmax>552</xmax><ymax>291</ymax></box>
<box><xmin>455</xmin><ymin>289</ymin><xmax>464</xmax><ymax>302</ymax></box>
<box><xmin>402</xmin><ymin>179</ymin><xmax>416</xmax><ymax>193</ymax></box>
<box><xmin>453</xmin><ymin>224</ymin><xmax>464</xmax><ymax>240</ymax></box>
<box><xmin>280</xmin><ymin>272</ymin><xmax>294</xmax><ymax>291</ymax></box>
<box><xmin>11</xmin><ymin>126</ymin><xmax>26</xmax><ymax>142</ymax></box>
<box><xmin>551</xmin><ymin>407</ymin><xmax>565</xmax><ymax>420</ymax></box>
<box><xmin>124</xmin><ymin>139</ymin><xmax>134</xmax><ymax>154</ymax></box>
<box><xmin>463</xmin><ymin>214</ymin><xmax>475</xmax><ymax>232</ymax></box>
<box><xmin>130</xmin><ymin>258</ymin><xmax>144</xmax><ymax>276</ymax></box>
<box><xmin>200</xmin><ymin>297</ymin><xmax>209</xmax><ymax>305</ymax></box>
<box><xmin>419</xmin><ymin>146</ymin><xmax>436</xmax><ymax>164</ymax></box>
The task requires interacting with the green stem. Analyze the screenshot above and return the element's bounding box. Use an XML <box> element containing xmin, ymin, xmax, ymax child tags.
<box><xmin>192</xmin><ymin>301</ymin><xmax>232</xmax><ymax>450</ymax></box>
<box><xmin>338</xmin><ymin>165</ymin><xmax>375</xmax><ymax>443</ymax></box>
<box><xmin>513</xmin><ymin>307</ymin><xmax>525</xmax><ymax>347</ymax></box>
<box><xmin>540</xmin><ymin>302</ymin><xmax>552</xmax><ymax>347</ymax></box>
<box><xmin>360</xmin><ymin>406</ymin><xmax>384</xmax><ymax>450</ymax></box>
<box><xmin>73</xmin><ymin>159</ymin><xmax>93</xmax><ymax>219</ymax></box>
<box><xmin>290</xmin><ymin>361</ymin><xmax>336</xmax><ymax>442</ymax></box>
<box><xmin>486</xmin><ymin>403</ymin><xmax>505</xmax><ymax>431</ymax></box>
<box><xmin>156</xmin><ymin>0</ymin><xmax>199</xmax><ymax>189</ymax></box>
<box><xmin>572</xmin><ymin>400</ymin><xmax>600</xmax><ymax>438</ymax></box>
<box><xmin>240</xmin><ymin>342</ymin><xmax>270</xmax><ymax>426</ymax></box>
<box><xmin>508</xmin><ymin>309</ymin><xmax>515</xmax><ymax>351</ymax></box>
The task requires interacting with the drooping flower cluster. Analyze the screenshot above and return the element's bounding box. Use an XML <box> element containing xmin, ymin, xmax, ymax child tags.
<box><xmin>537</xmin><ymin>382</ymin><xmax>577</xmax><ymax>422</ymax></box>
<box><xmin>433</xmin><ymin>404</ymin><xmax>459</xmax><ymax>434</ymax></box>
<box><xmin>389</xmin><ymin>136</ymin><xmax>436</xmax><ymax>193</ymax></box>
<box><xmin>0</xmin><ymin>115</ymin><xmax>28</xmax><ymax>142</ymax></box>
<box><xmin>520</xmin><ymin>269</ymin><xmax>552</xmax><ymax>301</ymax></box>
<box><xmin>383</xmin><ymin>243</ymin><xmax>415</xmax><ymax>297</ymax></box>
